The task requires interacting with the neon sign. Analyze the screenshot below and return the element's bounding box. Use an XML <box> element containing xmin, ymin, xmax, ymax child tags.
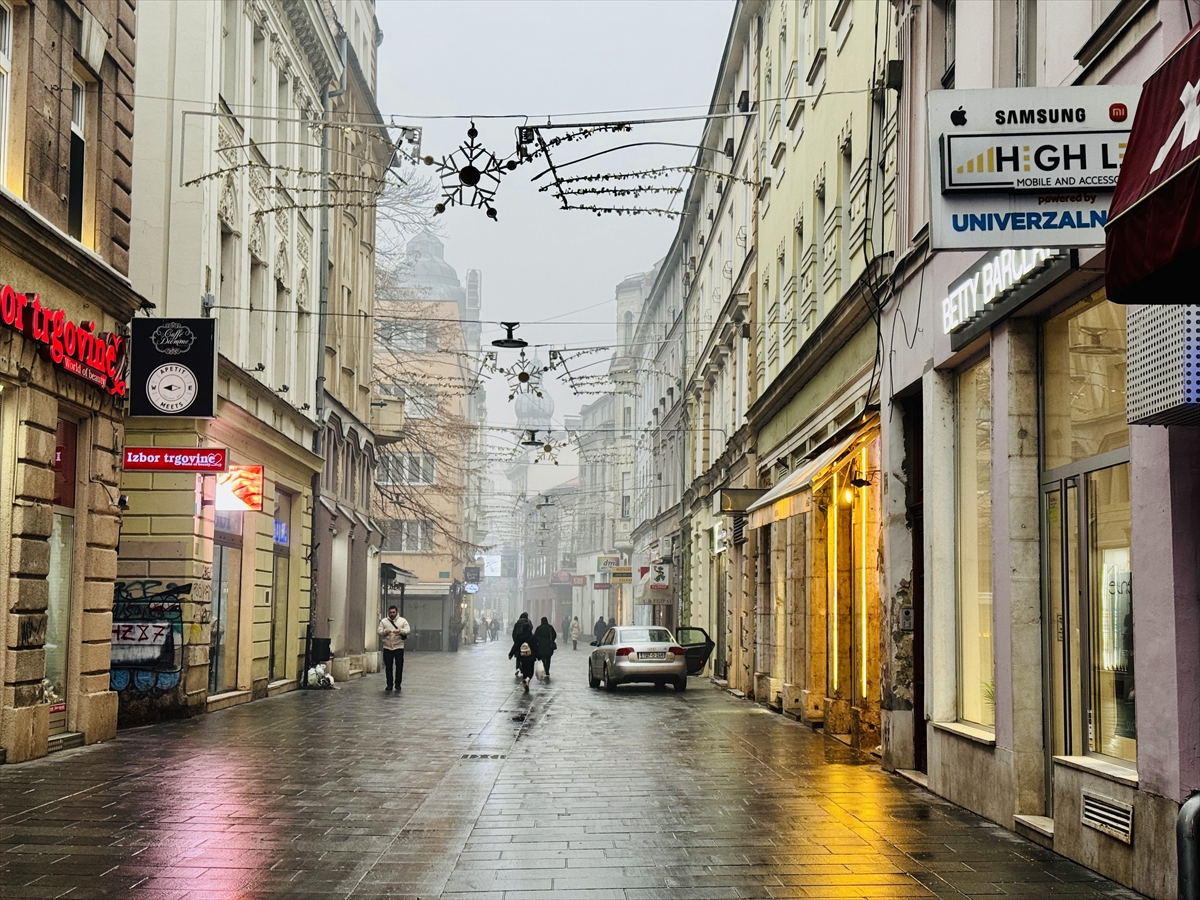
<box><xmin>0</xmin><ymin>284</ymin><xmax>127</xmax><ymax>395</ymax></box>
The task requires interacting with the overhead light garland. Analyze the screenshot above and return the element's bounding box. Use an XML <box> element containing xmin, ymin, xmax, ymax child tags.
<box><xmin>424</xmin><ymin>121</ymin><xmax>518</xmax><ymax>220</ymax></box>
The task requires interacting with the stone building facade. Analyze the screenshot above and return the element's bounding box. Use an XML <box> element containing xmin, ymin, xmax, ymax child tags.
<box><xmin>0</xmin><ymin>0</ymin><xmax>145</xmax><ymax>762</ymax></box>
<box><xmin>121</xmin><ymin>0</ymin><xmax>341</xmax><ymax>721</ymax></box>
<box><xmin>311</xmin><ymin>0</ymin><xmax>387</xmax><ymax>683</ymax></box>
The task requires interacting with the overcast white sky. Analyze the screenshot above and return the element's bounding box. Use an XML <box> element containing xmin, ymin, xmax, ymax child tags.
<box><xmin>374</xmin><ymin>0</ymin><xmax>733</xmax><ymax>431</ymax></box>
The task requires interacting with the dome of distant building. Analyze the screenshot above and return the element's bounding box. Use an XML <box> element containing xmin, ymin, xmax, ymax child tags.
<box><xmin>403</xmin><ymin>231</ymin><xmax>466</xmax><ymax>307</ymax></box>
<box><xmin>514</xmin><ymin>364</ymin><xmax>554</xmax><ymax>428</ymax></box>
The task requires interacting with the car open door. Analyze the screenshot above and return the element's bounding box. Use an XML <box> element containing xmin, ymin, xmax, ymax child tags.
<box><xmin>675</xmin><ymin>626</ymin><xmax>714</xmax><ymax>676</ymax></box>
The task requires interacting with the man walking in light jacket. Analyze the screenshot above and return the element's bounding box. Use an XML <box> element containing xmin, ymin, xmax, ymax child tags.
<box><xmin>378</xmin><ymin>606</ymin><xmax>411</xmax><ymax>692</ymax></box>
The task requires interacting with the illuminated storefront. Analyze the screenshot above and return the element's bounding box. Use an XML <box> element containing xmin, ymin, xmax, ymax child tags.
<box><xmin>0</xmin><ymin>227</ymin><xmax>144</xmax><ymax>763</ymax></box>
<box><xmin>745</xmin><ymin>420</ymin><xmax>882</xmax><ymax>750</ymax></box>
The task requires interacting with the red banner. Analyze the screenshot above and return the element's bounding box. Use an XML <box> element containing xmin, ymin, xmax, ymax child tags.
<box><xmin>0</xmin><ymin>285</ymin><xmax>126</xmax><ymax>394</ymax></box>
<box><xmin>1106</xmin><ymin>23</ymin><xmax>1200</xmax><ymax>302</ymax></box>
<box><xmin>123</xmin><ymin>447</ymin><xmax>227</xmax><ymax>472</ymax></box>
<box><xmin>593</xmin><ymin>582</ymin><xmax>611</xmax><ymax>590</ymax></box>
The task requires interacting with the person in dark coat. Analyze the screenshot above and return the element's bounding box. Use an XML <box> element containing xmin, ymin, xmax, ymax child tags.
<box><xmin>593</xmin><ymin>615</ymin><xmax>608</xmax><ymax>644</ymax></box>
<box><xmin>508</xmin><ymin>628</ymin><xmax>536</xmax><ymax>692</ymax></box>
<box><xmin>533</xmin><ymin>616</ymin><xmax>557</xmax><ymax>678</ymax></box>
<box><xmin>512</xmin><ymin>613</ymin><xmax>533</xmax><ymax>679</ymax></box>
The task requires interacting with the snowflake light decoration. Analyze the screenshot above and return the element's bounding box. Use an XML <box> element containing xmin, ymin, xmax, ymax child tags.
<box><xmin>486</xmin><ymin>350</ymin><xmax>549</xmax><ymax>401</ymax></box>
<box><xmin>423</xmin><ymin>121</ymin><xmax>517</xmax><ymax>220</ymax></box>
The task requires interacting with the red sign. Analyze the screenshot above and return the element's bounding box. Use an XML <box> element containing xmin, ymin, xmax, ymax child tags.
<box><xmin>593</xmin><ymin>582</ymin><xmax>611</xmax><ymax>590</ymax></box>
<box><xmin>1106</xmin><ymin>23</ymin><xmax>1200</xmax><ymax>302</ymax></box>
<box><xmin>123</xmin><ymin>447</ymin><xmax>227</xmax><ymax>472</ymax></box>
<box><xmin>571</xmin><ymin>575</ymin><xmax>587</xmax><ymax>587</ymax></box>
<box><xmin>0</xmin><ymin>285</ymin><xmax>126</xmax><ymax>394</ymax></box>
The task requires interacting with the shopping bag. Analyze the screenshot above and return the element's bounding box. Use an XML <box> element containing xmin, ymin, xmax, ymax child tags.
<box><xmin>534</xmin><ymin>659</ymin><xmax>547</xmax><ymax>682</ymax></box>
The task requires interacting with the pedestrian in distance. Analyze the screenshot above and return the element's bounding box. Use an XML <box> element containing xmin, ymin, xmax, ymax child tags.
<box><xmin>593</xmin><ymin>615</ymin><xmax>607</xmax><ymax>644</ymax></box>
<box><xmin>509</xmin><ymin>627</ymin><xmax>536</xmax><ymax>692</ymax></box>
<box><xmin>512</xmin><ymin>613</ymin><xmax>533</xmax><ymax>679</ymax></box>
<box><xmin>561</xmin><ymin>615</ymin><xmax>571</xmax><ymax>643</ymax></box>
<box><xmin>534</xmin><ymin>616</ymin><xmax>557</xmax><ymax>678</ymax></box>
<box><xmin>377</xmin><ymin>605</ymin><xmax>410</xmax><ymax>692</ymax></box>
<box><xmin>607</xmin><ymin>616</ymin><xmax>616</xmax><ymax>633</ymax></box>
<box><xmin>569</xmin><ymin>616</ymin><xmax>581</xmax><ymax>650</ymax></box>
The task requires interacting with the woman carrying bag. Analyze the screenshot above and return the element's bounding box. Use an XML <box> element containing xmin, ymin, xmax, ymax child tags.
<box><xmin>509</xmin><ymin>630</ymin><xmax>536</xmax><ymax>692</ymax></box>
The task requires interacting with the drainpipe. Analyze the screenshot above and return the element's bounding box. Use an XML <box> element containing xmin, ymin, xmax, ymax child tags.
<box><xmin>308</xmin><ymin>36</ymin><xmax>348</xmax><ymax>686</ymax></box>
<box><xmin>1181</xmin><ymin>792</ymin><xmax>1200</xmax><ymax>900</ymax></box>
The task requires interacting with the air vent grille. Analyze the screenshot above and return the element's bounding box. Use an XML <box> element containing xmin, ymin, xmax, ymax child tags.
<box><xmin>1127</xmin><ymin>304</ymin><xmax>1200</xmax><ymax>426</ymax></box>
<box><xmin>1081</xmin><ymin>789</ymin><xmax>1133</xmax><ymax>844</ymax></box>
<box><xmin>461</xmin><ymin>753</ymin><xmax>506</xmax><ymax>760</ymax></box>
<box><xmin>732</xmin><ymin>513</ymin><xmax>747</xmax><ymax>545</ymax></box>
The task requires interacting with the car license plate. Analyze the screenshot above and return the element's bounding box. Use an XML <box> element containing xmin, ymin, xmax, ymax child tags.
<box><xmin>641</xmin><ymin>651</ymin><xmax>666</xmax><ymax>659</ymax></box>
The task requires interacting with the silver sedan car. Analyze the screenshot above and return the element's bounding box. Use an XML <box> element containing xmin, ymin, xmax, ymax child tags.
<box><xmin>588</xmin><ymin>626</ymin><xmax>714</xmax><ymax>692</ymax></box>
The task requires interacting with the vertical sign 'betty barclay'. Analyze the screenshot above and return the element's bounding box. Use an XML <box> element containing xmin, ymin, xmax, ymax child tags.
<box><xmin>928</xmin><ymin>86</ymin><xmax>1141</xmax><ymax>249</ymax></box>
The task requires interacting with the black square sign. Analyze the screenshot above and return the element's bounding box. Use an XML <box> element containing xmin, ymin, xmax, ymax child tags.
<box><xmin>129</xmin><ymin>318</ymin><xmax>217</xmax><ymax>418</ymax></box>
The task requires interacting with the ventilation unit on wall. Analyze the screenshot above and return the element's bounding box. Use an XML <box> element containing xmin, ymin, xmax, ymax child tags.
<box><xmin>1081</xmin><ymin>790</ymin><xmax>1134</xmax><ymax>844</ymax></box>
<box><xmin>1126</xmin><ymin>304</ymin><xmax>1200</xmax><ymax>426</ymax></box>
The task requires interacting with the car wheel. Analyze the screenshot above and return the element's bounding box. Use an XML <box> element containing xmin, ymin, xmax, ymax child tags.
<box><xmin>604</xmin><ymin>665</ymin><xmax>618</xmax><ymax>692</ymax></box>
<box><xmin>674</xmin><ymin>676</ymin><xmax>688</xmax><ymax>692</ymax></box>
<box><xmin>588</xmin><ymin>664</ymin><xmax>600</xmax><ymax>689</ymax></box>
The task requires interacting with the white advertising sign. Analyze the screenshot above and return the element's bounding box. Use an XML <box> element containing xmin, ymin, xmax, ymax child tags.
<box><xmin>928</xmin><ymin>86</ymin><xmax>1140</xmax><ymax>249</ymax></box>
<box><xmin>482</xmin><ymin>554</ymin><xmax>502</xmax><ymax>577</ymax></box>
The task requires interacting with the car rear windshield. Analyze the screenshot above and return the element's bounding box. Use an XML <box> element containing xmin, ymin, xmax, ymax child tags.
<box><xmin>620</xmin><ymin>628</ymin><xmax>673</xmax><ymax>643</ymax></box>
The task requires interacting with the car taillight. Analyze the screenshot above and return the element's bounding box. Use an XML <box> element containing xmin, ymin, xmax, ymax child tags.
<box><xmin>668</xmin><ymin>646</ymin><xmax>685</xmax><ymax>656</ymax></box>
<box><xmin>615</xmin><ymin>647</ymin><xmax>635</xmax><ymax>657</ymax></box>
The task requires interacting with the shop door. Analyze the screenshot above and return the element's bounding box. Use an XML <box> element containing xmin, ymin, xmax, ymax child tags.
<box><xmin>48</xmin><ymin>420</ymin><xmax>80</xmax><ymax>736</ymax></box>
<box><xmin>1041</xmin><ymin>462</ymin><xmax>1134</xmax><ymax>812</ymax></box>
<box><xmin>269</xmin><ymin>492</ymin><xmax>291</xmax><ymax>682</ymax></box>
<box><xmin>210</xmin><ymin>512</ymin><xmax>243</xmax><ymax>694</ymax></box>
<box><xmin>903</xmin><ymin>395</ymin><xmax>927</xmax><ymax>773</ymax></box>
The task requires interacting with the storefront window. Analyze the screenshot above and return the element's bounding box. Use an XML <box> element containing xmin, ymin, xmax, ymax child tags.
<box><xmin>47</xmin><ymin>419</ymin><xmax>79</xmax><ymax>735</ymax></box>
<box><xmin>269</xmin><ymin>491</ymin><xmax>291</xmax><ymax>682</ymax></box>
<box><xmin>1087</xmin><ymin>464</ymin><xmax>1134</xmax><ymax>761</ymax></box>
<box><xmin>1042</xmin><ymin>296</ymin><xmax>1134</xmax><ymax>770</ymax></box>
<box><xmin>957</xmin><ymin>359</ymin><xmax>994</xmax><ymax>728</ymax></box>
<box><xmin>1043</xmin><ymin>292</ymin><xmax>1128</xmax><ymax>472</ymax></box>
<box><xmin>209</xmin><ymin>511</ymin><xmax>242</xmax><ymax>695</ymax></box>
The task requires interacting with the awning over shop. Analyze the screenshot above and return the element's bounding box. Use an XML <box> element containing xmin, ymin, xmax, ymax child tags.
<box><xmin>746</xmin><ymin>432</ymin><xmax>858</xmax><ymax>530</ymax></box>
<box><xmin>1105</xmin><ymin>22</ymin><xmax>1200</xmax><ymax>304</ymax></box>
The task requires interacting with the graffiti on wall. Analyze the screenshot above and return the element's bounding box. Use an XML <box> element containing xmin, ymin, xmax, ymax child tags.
<box><xmin>110</xmin><ymin>581</ymin><xmax>189</xmax><ymax>696</ymax></box>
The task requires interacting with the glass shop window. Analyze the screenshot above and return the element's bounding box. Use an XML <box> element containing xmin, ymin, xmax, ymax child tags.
<box><xmin>957</xmin><ymin>358</ymin><xmax>994</xmax><ymax>728</ymax></box>
<box><xmin>48</xmin><ymin>419</ymin><xmax>79</xmax><ymax>735</ymax></box>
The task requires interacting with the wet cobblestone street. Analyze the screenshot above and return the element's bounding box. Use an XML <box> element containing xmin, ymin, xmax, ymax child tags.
<box><xmin>0</xmin><ymin>643</ymin><xmax>1144</xmax><ymax>900</ymax></box>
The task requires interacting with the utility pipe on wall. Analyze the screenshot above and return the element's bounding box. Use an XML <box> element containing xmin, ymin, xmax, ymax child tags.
<box><xmin>1181</xmin><ymin>792</ymin><xmax>1200</xmax><ymax>900</ymax></box>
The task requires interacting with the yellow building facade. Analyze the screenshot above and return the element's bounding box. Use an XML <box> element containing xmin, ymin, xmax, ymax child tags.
<box><xmin>742</xmin><ymin>0</ymin><xmax>896</xmax><ymax>751</ymax></box>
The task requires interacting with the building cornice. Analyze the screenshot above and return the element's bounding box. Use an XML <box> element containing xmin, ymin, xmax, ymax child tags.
<box><xmin>0</xmin><ymin>190</ymin><xmax>147</xmax><ymax>324</ymax></box>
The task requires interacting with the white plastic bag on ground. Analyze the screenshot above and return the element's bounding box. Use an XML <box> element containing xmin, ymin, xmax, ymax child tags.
<box><xmin>534</xmin><ymin>659</ymin><xmax>547</xmax><ymax>682</ymax></box>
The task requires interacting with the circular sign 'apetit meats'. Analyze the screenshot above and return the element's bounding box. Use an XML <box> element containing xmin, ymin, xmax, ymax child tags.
<box><xmin>146</xmin><ymin>363</ymin><xmax>198</xmax><ymax>413</ymax></box>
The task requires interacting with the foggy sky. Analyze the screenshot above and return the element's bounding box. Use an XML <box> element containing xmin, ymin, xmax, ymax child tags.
<box><xmin>374</xmin><ymin>0</ymin><xmax>733</xmax><ymax>432</ymax></box>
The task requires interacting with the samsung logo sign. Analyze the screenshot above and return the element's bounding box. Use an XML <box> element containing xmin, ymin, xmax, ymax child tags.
<box><xmin>942</xmin><ymin>247</ymin><xmax>1063</xmax><ymax>334</ymax></box>
<box><xmin>994</xmin><ymin>107</ymin><xmax>1086</xmax><ymax>125</ymax></box>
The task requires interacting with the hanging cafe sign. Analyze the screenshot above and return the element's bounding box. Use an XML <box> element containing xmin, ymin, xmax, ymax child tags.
<box><xmin>0</xmin><ymin>285</ymin><xmax>127</xmax><ymax>396</ymax></box>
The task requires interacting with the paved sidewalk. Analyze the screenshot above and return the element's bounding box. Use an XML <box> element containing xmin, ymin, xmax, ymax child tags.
<box><xmin>0</xmin><ymin>641</ymin><xmax>1144</xmax><ymax>899</ymax></box>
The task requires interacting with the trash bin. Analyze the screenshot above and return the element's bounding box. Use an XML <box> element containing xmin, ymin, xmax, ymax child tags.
<box><xmin>311</xmin><ymin>638</ymin><xmax>332</xmax><ymax>665</ymax></box>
